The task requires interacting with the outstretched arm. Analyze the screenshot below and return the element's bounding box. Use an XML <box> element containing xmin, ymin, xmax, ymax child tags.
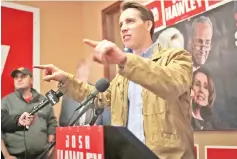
<box><xmin>58</xmin><ymin>74</ymin><xmax>116</xmax><ymax>107</ymax></box>
<box><xmin>33</xmin><ymin>64</ymin><xmax>115</xmax><ymax>108</ymax></box>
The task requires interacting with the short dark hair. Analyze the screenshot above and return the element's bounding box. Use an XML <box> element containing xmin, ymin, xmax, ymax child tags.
<box><xmin>120</xmin><ymin>1</ymin><xmax>155</xmax><ymax>38</ymax></box>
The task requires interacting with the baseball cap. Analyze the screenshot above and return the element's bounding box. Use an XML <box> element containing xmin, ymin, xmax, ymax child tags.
<box><xmin>11</xmin><ymin>67</ymin><xmax>32</xmax><ymax>78</ymax></box>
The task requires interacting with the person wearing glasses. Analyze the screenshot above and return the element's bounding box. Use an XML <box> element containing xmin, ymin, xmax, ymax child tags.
<box><xmin>189</xmin><ymin>16</ymin><xmax>213</xmax><ymax>72</ymax></box>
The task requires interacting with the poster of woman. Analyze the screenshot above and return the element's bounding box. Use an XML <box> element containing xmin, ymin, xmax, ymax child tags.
<box><xmin>150</xmin><ymin>0</ymin><xmax>237</xmax><ymax>130</ymax></box>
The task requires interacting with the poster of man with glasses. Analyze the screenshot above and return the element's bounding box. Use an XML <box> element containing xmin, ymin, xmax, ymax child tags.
<box><xmin>152</xmin><ymin>0</ymin><xmax>237</xmax><ymax>131</ymax></box>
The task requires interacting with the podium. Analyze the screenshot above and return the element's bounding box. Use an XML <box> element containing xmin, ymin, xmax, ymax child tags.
<box><xmin>56</xmin><ymin>126</ymin><xmax>159</xmax><ymax>159</ymax></box>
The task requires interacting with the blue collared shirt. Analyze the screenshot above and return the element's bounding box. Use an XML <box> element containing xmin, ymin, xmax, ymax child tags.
<box><xmin>127</xmin><ymin>44</ymin><xmax>155</xmax><ymax>143</ymax></box>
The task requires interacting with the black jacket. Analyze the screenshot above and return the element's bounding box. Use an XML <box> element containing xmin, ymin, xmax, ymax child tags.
<box><xmin>1</xmin><ymin>109</ymin><xmax>25</xmax><ymax>133</ymax></box>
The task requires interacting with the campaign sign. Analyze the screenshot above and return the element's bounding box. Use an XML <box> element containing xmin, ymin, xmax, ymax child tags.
<box><xmin>56</xmin><ymin>126</ymin><xmax>104</xmax><ymax>159</ymax></box>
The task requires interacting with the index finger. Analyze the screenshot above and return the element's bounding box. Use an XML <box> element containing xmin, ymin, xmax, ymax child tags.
<box><xmin>83</xmin><ymin>39</ymin><xmax>99</xmax><ymax>48</ymax></box>
<box><xmin>33</xmin><ymin>64</ymin><xmax>53</xmax><ymax>69</ymax></box>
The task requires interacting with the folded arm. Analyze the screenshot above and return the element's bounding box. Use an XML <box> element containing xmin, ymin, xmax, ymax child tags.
<box><xmin>119</xmin><ymin>49</ymin><xmax>193</xmax><ymax>100</ymax></box>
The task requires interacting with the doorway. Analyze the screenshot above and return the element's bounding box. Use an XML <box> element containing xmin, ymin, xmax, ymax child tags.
<box><xmin>102</xmin><ymin>1</ymin><xmax>122</xmax><ymax>81</ymax></box>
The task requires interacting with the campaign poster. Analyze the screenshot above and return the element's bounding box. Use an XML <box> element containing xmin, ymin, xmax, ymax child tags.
<box><xmin>56</xmin><ymin>126</ymin><xmax>104</xmax><ymax>159</ymax></box>
<box><xmin>148</xmin><ymin>0</ymin><xmax>237</xmax><ymax>131</ymax></box>
<box><xmin>1</xmin><ymin>2</ymin><xmax>40</xmax><ymax>98</ymax></box>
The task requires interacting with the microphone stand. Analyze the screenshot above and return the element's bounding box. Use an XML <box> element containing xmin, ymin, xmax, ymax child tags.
<box><xmin>36</xmin><ymin>138</ymin><xmax>56</xmax><ymax>159</ymax></box>
<box><xmin>36</xmin><ymin>98</ymin><xmax>95</xmax><ymax>159</ymax></box>
<box><xmin>89</xmin><ymin>108</ymin><xmax>104</xmax><ymax>126</ymax></box>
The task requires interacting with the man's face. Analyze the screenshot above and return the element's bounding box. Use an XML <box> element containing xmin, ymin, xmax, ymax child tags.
<box><xmin>119</xmin><ymin>8</ymin><xmax>150</xmax><ymax>50</ymax></box>
<box><xmin>191</xmin><ymin>22</ymin><xmax>213</xmax><ymax>66</ymax></box>
<box><xmin>14</xmin><ymin>73</ymin><xmax>32</xmax><ymax>90</ymax></box>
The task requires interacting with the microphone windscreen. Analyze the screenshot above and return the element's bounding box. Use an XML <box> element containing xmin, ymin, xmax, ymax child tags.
<box><xmin>95</xmin><ymin>78</ymin><xmax>110</xmax><ymax>92</ymax></box>
<box><xmin>55</xmin><ymin>90</ymin><xmax>64</xmax><ymax>98</ymax></box>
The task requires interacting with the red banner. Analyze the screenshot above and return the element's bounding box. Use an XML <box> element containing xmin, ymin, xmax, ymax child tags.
<box><xmin>144</xmin><ymin>0</ymin><xmax>231</xmax><ymax>31</ymax></box>
<box><xmin>194</xmin><ymin>144</ymin><xmax>199</xmax><ymax>159</ymax></box>
<box><xmin>163</xmin><ymin>0</ymin><xmax>206</xmax><ymax>26</ymax></box>
<box><xmin>145</xmin><ymin>1</ymin><xmax>164</xmax><ymax>29</ymax></box>
<box><xmin>206</xmin><ymin>0</ymin><xmax>225</xmax><ymax>8</ymax></box>
<box><xmin>205</xmin><ymin>146</ymin><xmax>237</xmax><ymax>159</ymax></box>
<box><xmin>1</xmin><ymin>2</ymin><xmax>40</xmax><ymax>98</ymax></box>
<box><xmin>1</xmin><ymin>6</ymin><xmax>34</xmax><ymax>98</ymax></box>
<box><xmin>56</xmin><ymin>126</ymin><xmax>104</xmax><ymax>159</ymax></box>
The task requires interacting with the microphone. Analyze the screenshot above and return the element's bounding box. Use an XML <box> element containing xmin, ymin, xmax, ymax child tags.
<box><xmin>29</xmin><ymin>90</ymin><xmax>63</xmax><ymax>115</ymax></box>
<box><xmin>89</xmin><ymin>108</ymin><xmax>104</xmax><ymax>126</ymax></box>
<box><xmin>74</xmin><ymin>78</ymin><xmax>110</xmax><ymax>111</ymax></box>
<box><xmin>35</xmin><ymin>78</ymin><xmax>110</xmax><ymax>159</ymax></box>
<box><xmin>69</xmin><ymin>78</ymin><xmax>110</xmax><ymax>126</ymax></box>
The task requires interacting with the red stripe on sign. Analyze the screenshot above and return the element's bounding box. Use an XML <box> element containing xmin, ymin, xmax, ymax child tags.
<box><xmin>145</xmin><ymin>1</ymin><xmax>164</xmax><ymax>29</ymax></box>
<box><xmin>207</xmin><ymin>148</ymin><xmax>237</xmax><ymax>159</ymax></box>
<box><xmin>163</xmin><ymin>0</ymin><xmax>206</xmax><ymax>27</ymax></box>
<box><xmin>207</xmin><ymin>0</ymin><xmax>224</xmax><ymax>8</ymax></box>
<box><xmin>194</xmin><ymin>146</ymin><xmax>197</xmax><ymax>157</ymax></box>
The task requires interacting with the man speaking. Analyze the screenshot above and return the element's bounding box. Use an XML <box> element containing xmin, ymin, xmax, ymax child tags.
<box><xmin>34</xmin><ymin>2</ymin><xmax>195</xmax><ymax>159</ymax></box>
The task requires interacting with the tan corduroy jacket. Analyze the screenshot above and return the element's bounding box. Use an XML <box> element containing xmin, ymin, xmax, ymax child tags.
<box><xmin>59</xmin><ymin>44</ymin><xmax>195</xmax><ymax>159</ymax></box>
